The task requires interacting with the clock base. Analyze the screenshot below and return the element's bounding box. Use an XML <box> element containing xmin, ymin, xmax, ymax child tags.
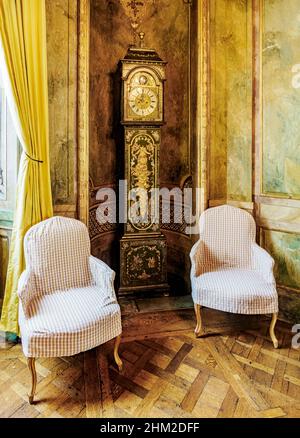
<box><xmin>118</xmin><ymin>283</ymin><xmax>170</xmax><ymax>298</ymax></box>
<box><xmin>119</xmin><ymin>233</ymin><xmax>170</xmax><ymax>297</ymax></box>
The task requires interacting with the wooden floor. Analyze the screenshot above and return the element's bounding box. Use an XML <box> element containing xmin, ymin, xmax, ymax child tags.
<box><xmin>0</xmin><ymin>307</ymin><xmax>300</xmax><ymax>418</ymax></box>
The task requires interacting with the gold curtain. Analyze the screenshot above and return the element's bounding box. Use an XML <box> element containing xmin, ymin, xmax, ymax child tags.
<box><xmin>0</xmin><ymin>0</ymin><xmax>53</xmax><ymax>335</ymax></box>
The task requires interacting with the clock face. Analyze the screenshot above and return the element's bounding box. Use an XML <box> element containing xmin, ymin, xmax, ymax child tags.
<box><xmin>128</xmin><ymin>87</ymin><xmax>158</xmax><ymax>117</ymax></box>
<box><xmin>123</xmin><ymin>69</ymin><xmax>163</xmax><ymax>122</ymax></box>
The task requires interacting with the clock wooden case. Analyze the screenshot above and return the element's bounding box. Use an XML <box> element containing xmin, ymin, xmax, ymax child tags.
<box><xmin>119</xmin><ymin>45</ymin><xmax>169</xmax><ymax>296</ymax></box>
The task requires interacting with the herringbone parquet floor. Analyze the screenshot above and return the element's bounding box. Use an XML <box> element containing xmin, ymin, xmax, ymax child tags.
<box><xmin>1</xmin><ymin>317</ymin><xmax>300</xmax><ymax>418</ymax></box>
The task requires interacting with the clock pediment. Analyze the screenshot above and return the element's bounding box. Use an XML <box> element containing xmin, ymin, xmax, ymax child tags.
<box><xmin>123</xmin><ymin>46</ymin><xmax>164</xmax><ymax>62</ymax></box>
<box><xmin>122</xmin><ymin>64</ymin><xmax>165</xmax><ymax>83</ymax></box>
<box><xmin>121</xmin><ymin>47</ymin><xmax>166</xmax><ymax>125</ymax></box>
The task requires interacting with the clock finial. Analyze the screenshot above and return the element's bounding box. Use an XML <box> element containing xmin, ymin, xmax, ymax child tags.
<box><xmin>138</xmin><ymin>32</ymin><xmax>145</xmax><ymax>48</ymax></box>
<box><xmin>121</xmin><ymin>0</ymin><xmax>157</xmax><ymax>47</ymax></box>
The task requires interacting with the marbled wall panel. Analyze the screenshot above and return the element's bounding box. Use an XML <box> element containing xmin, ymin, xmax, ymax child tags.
<box><xmin>263</xmin><ymin>229</ymin><xmax>300</xmax><ymax>290</ymax></box>
<box><xmin>209</xmin><ymin>0</ymin><xmax>252</xmax><ymax>202</ymax></box>
<box><xmin>260</xmin><ymin>203</ymin><xmax>300</xmax><ymax>230</ymax></box>
<box><xmin>46</xmin><ymin>0</ymin><xmax>77</xmax><ymax>210</ymax></box>
<box><xmin>210</xmin><ymin>0</ymin><xmax>227</xmax><ymax>200</ymax></box>
<box><xmin>262</xmin><ymin>0</ymin><xmax>300</xmax><ymax>197</ymax></box>
<box><xmin>256</xmin><ymin>1</ymin><xmax>300</xmax><ymax>319</ymax></box>
<box><xmin>226</xmin><ymin>0</ymin><xmax>252</xmax><ymax>202</ymax></box>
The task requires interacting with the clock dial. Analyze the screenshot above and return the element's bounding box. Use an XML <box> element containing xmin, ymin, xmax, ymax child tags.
<box><xmin>128</xmin><ymin>87</ymin><xmax>158</xmax><ymax>117</ymax></box>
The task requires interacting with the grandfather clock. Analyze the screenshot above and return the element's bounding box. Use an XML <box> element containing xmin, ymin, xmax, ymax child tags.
<box><xmin>119</xmin><ymin>35</ymin><xmax>169</xmax><ymax>296</ymax></box>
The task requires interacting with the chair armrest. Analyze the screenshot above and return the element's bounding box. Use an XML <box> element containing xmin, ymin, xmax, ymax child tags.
<box><xmin>17</xmin><ymin>270</ymin><xmax>37</xmax><ymax>319</ymax></box>
<box><xmin>252</xmin><ymin>243</ymin><xmax>275</xmax><ymax>284</ymax></box>
<box><xmin>89</xmin><ymin>256</ymin><xmax>117</xmax><ymax>301</ymax></box>
<box><xmin>190</xmin><ymin>239</ymin><xmax>207</xmax><ymax>277</ymax></box>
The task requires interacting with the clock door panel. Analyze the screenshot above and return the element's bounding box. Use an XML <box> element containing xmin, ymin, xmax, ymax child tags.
<box><xmin>125</xmin><ymin>128</ymin><xmax>160</xmax><ymax>233</ymax></box>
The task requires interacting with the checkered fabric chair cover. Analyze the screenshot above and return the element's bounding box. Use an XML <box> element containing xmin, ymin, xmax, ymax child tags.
<box><xmin>18</xmin><ymin>216</ymin><xmax>122</xmax><ymax>357</ymax></box>
<box><xmin>190</xmin><ymin>205</ymin><xmax>278</xmax><ymax>314</ymax></box>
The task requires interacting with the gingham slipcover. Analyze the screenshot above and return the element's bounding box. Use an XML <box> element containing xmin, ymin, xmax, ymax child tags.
<box><xmin>190</xmin><ymin>205</ymin><xmax>278</xmax><ymax>314</ymax></box>
<box><xmin>18</xmin><ymin>216</ymin><xmax>122</xmax><ymax>357</ymax></box>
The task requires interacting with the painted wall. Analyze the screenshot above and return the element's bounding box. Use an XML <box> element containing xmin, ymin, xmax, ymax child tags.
<box><xmin>262</xmin><ymin>0</ymin><xmax>300</xmax><ymax>197</ymax></box>
<box><xmin>209</xmin><ymin>0</ymin><xmax>300</xmax><ymax>322</ymax></box>
<box><xmin>209</xmin><ymin>0</ymin><xmax>252</xmax><ymax>203</ymax></box>
<box><xmin>46</xmin><ymin>0</ymin><xmax>78</xmax><ymax>217</ymax></box>
<box><xmin>259</xmin><ymin>0</ymin><xmax>300</xmax><ymax>322</ymax></box>
<box><xmin>89</xmin><ymin>0</ymin><xmax>195</xmax><ymax>188</ymax></box>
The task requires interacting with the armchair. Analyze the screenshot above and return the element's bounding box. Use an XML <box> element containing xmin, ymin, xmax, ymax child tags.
<box><xmin>190</xmin><ymin>205</ymin><xmax>279</xmax><ymax>348</ymax></box>
<box><xmin>18</xmin><ymin>216</ymin><xmax>123</xmax><ymax>404</ymax></box>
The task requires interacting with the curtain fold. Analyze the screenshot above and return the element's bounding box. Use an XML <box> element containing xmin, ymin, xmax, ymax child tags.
<box><xmin>0</xmin><ymin>0</ymin><xmax>53</xmax><ymax>335</ymax></box>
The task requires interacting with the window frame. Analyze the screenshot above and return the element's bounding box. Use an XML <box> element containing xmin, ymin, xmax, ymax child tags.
<box><xmin>0</xmin><ymin>83</ymin><xmax>7</xmax><ymax>201</ymax></box>
<box><xmin>0</xmin><ymin>74</ymin><xmax>19</xmax><ymax>221</ymax></box>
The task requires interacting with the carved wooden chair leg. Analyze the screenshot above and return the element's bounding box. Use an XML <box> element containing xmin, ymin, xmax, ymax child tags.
<box><xmin>114</xmin><ymin>335</ymin><xmax>123</xmax><ymax>372</ymax></box>
<box><xmin>194</xmin><ymin>304</ymin><xmax>204</xmax><ymax>338</ymax></box>
<box><xmin>27</xmin><ymin>358</ymin><xmax>37</xmax><ymax>404</ymax></box>
<box><xmin>269</xmin><ymin>312</ymin><xmax>279</xmax><ymax>349</ymax></box>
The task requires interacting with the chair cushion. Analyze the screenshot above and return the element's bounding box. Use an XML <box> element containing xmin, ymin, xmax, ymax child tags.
<box><xmin>192</xmin><ymin>269</ymin><xmax>278</xmax><ymax>314</ymax></box>
<box><xmin>19</xmin><ymin>286</ymin><xmax>122</xmax><ymax>357</ymax></box>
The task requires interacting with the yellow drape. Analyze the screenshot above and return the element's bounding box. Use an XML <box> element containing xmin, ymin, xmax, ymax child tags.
<box><xmin>0</xmin><ymin>0</ymin><xmax>53</xmax><ymax>335</ymax></box>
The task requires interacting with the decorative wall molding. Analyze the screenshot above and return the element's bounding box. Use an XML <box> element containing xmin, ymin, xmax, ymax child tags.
<box><xmin>54</xmin><ymin>205</ymin><xmax>77</xmax><ymax>218</ymax></box>
<box><xmin>209</xmin><ymin>199</ymin><xmax>254</xmax><ymax>212</ymax></box>
<box><xmin>0</xmin><ymin>87</ymin><xmax>7</xmax><ymax>201</ymax></box>
<box><xmin>257</xmin><ymin>219</ymin><xmax>300</xmax><ymax>235</ymax></box>
<box><xmin>77</xmin><ymin>0</ymin><xmax>90</xmax><ymax>225</ymax></box>
<box><xmin>198</xmin><ymin>0</ymin><xmax>210</xmax><ymax>214</ymax></box>
<box><xmin>255</xmin><ymin>195</ymin><xmax>300</xmax><ymax>209</ymax></box>
<box><xmin>46</xmin><ymin>0</ymin><xmax>78</xmax><ymax>206</ymax></box>
<box><xmin>186</xmin><ymin>0</ymin><xmax>192</xmax><ymax>175</ymax></box>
